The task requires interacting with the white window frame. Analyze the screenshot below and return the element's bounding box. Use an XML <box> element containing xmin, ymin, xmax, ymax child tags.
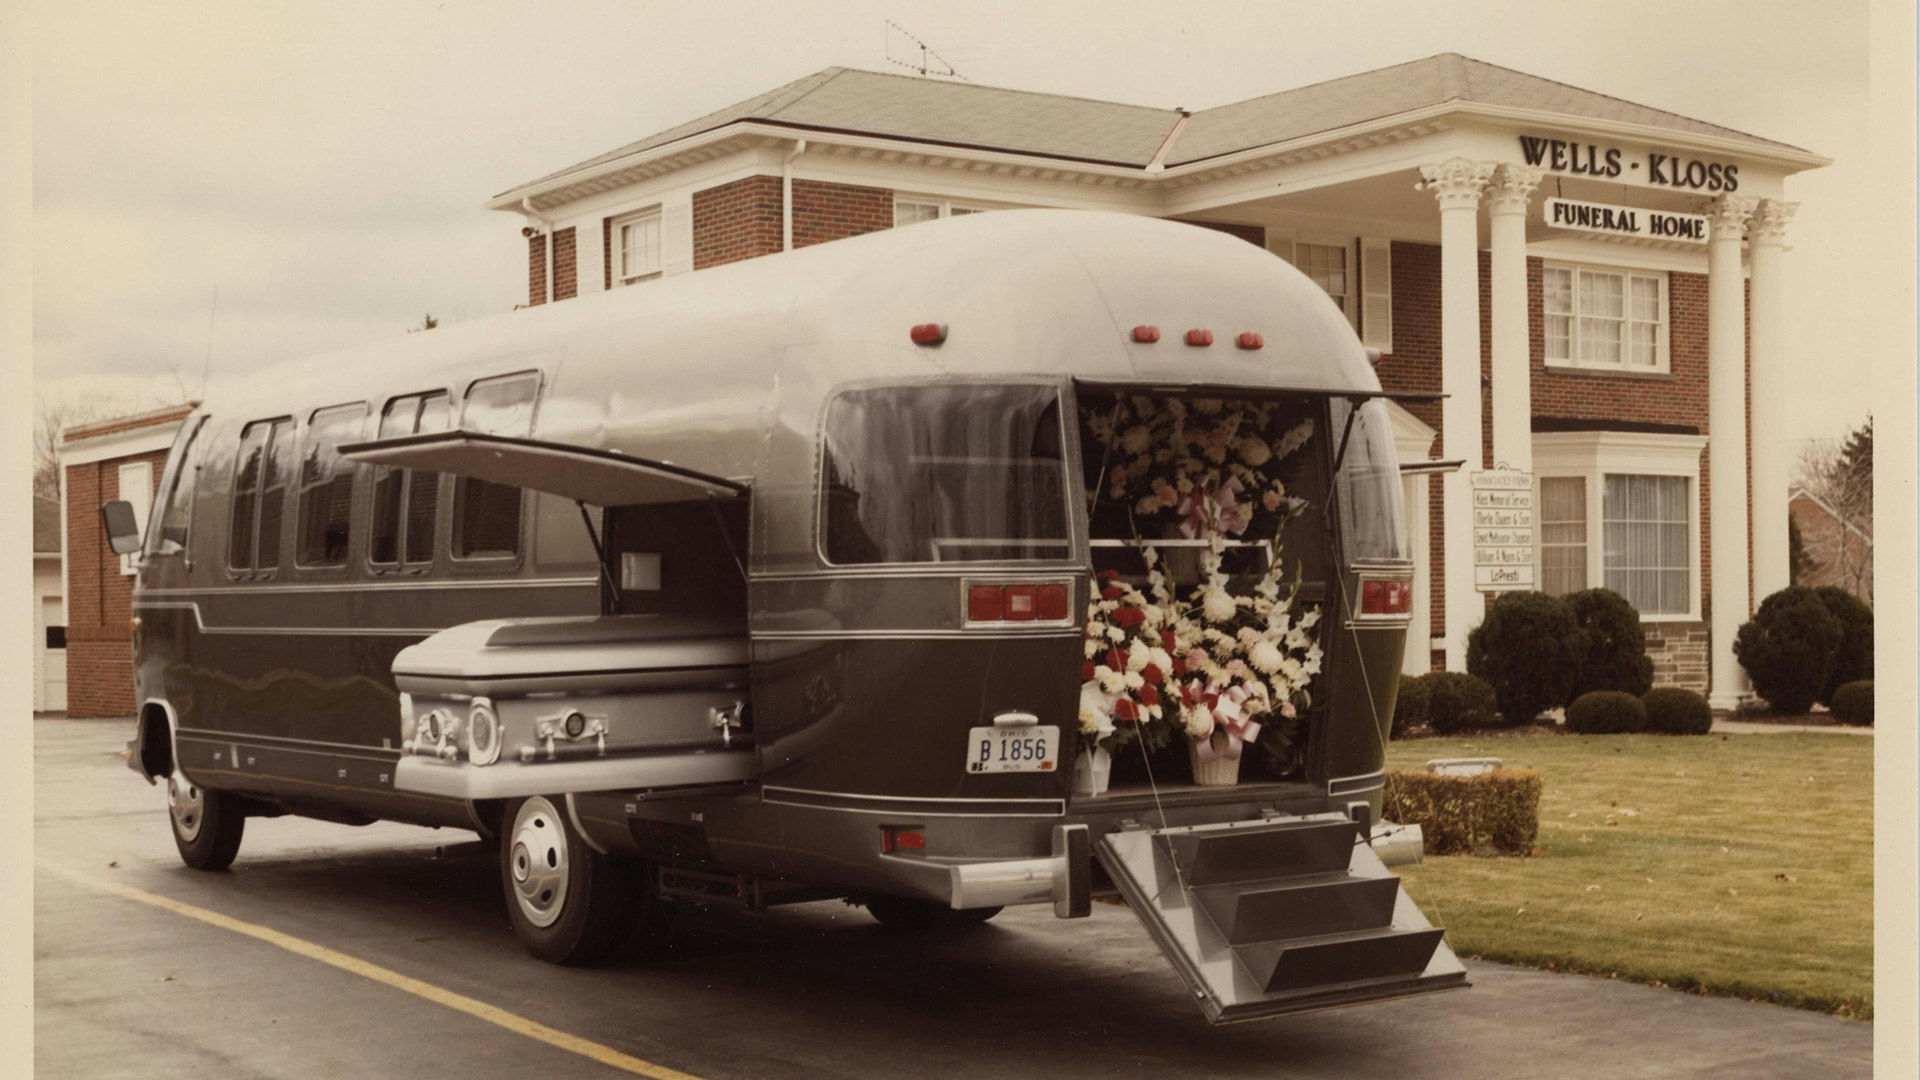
<box><xmin>1542</xmin><ymin>259</ymin><xmax>1670</xmax><ymax>374</ymax></box>
<box><xmin>892</xmin><ymin>196</ymin><xmax>996</xmax><ymax>227</ymax></box>
<box><xmin>1532</xmin><ymin>430</ymin><xmax>1707</xmax><ymax>622</ymax></box>
<box><xmin>614</xmin><ymin>207</ymin><xmax>663</xmax><ymax>286</ymax></box>
<box><xmin>117</xmin><ymin>461</ymin><xmax>153</xmax><ymax>575</ymax></box>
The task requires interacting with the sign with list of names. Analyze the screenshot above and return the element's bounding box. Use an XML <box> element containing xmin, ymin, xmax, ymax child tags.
<box><xmin>1472</xmin><ymin>468</ymin><xmax>1535</xmax><ymax>591</ymax></box>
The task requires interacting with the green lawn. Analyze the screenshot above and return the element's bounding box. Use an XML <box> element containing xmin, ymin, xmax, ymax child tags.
<box><xmin>1384</xmin><ymin>732</ymin><xmax>1873</xmax><ymax>1018</ymax></box>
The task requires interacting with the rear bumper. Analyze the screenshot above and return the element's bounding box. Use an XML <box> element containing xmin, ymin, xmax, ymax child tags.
<box><xmin>944</xmin><ymin>824</ymin><xmax>1090</xmax><ymax>916</ymax></box>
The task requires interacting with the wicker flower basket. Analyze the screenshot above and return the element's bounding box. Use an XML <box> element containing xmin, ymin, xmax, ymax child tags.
<box><xmin>1187</xmin><ymin>731</ymin><xmax>1242</xmax><ymax>786</ymax></box>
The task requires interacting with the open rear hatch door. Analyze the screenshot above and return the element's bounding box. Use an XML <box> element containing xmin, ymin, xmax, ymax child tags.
<box><xmin>340</xmin><ymin>430</ymin><xmax>747</xmax><ymax>505</ymax></box>
<box><xmin>1096</xmin><ymin>813</ymin><xmax>1467</xmax><ymax>1023</ymax></box>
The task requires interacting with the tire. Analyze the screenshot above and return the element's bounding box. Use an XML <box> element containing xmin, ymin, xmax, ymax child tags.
<box><xmin>500</xmin><ymin>795</ymin><xmax>672</xmax><ymax>964</ymax></box>
<box><xmin>865</xmin><ymin>895</ymin><xmax>1002</xmax><ymax>930</ymax></box>
<box><xmin>168</xmin><ymin>770</ymin><xmax>245</xmax><ymax>872</ymax></box>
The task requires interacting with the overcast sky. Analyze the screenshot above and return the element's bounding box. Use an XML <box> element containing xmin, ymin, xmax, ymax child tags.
<box><xmin>31</xmin><ymin>0</ymin><xmax>1881</xmax><ymax>449</ymax></box>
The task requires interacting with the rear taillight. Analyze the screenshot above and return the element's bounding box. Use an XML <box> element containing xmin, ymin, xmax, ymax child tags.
<box><xmin>965</xmin><ymin>581</ymin><xmax>1073</xmax><ymax>625</ymax></box>
<box><xmin>881</xmin><ymin>827</ymin><xmax>926</xmax><ymax>853</ymax></box>
<box><xmin>1359</xmin><ymin>577</ymin><xmax>1413</xmax><ymax>616</ymax></box>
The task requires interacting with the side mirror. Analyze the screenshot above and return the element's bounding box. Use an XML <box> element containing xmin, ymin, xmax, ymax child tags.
<box><xmin>101</xmin><ymin>500</ymin><xmax>143</xmax><ymax>556</ymax></box>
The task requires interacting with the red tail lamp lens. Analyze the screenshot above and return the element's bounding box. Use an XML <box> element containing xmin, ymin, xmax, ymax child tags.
<box><xmin>1184</xmin><ymin>329</ymin><xmax>1214</xmax><ymax>347</ymax></box>
<box><xmin>1362</xmin><ymin>580</ymin><xmax>1385</xmax><ymax>613</ymax></box>
<box><xmin>1003</xmin><ymin>585</ymin><xmax>1038</xmax><ymax>621</ymax></box>
<box><xmin>1361</xmin><ymin>578</ymin><xmax>1413</xmax><ymax>615</ymax></box>
<box><xmin>967</xmin><ymin>585</ymin><xmax>1004</xmax><ymax>621</ymax></box>
<box><xmin>1131</xmin><ymin>325</ymin><xmax>1161</xmax><ymax>343</ymax></box>
<box><xmin>1237</xmin><ymin>332</ymin><xmax>1264</xmax><ymax>350</ymax></box>
<box><xmin>1036</xmin><ymin>583</ymin><xmax>1069</xmax><ymax>620</ymax></box>
<box><xmin>895</xmin><ymin>830</ymin><xmax>926</xmax><ymax>851</ymax></box>
<box><xmin>910</xmin><ymin>323</ymin><xmax>948</xmax><ymax>345</ymax></box>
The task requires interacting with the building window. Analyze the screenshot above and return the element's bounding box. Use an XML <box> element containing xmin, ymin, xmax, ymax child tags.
<box><xmin>893</xmin><ymin>198</ymin><xmax>991</xmax><ymax>227</ymax></box>
<box><xmin>1543</xmin><ymin>263</ymin><xmax>1666</xmax><ymax>371</ymax></box>
<box><xmin>616</xmin><ymin>209</ymin><xmax>662</xmax><ymax>285</ymax></box>
<box><xmin>1296</xmin><ymin>242</ymin><xmax>1351</xmax><ymax>318</ymax></box>
<box><xmin>1538</xmin><ymin>476</ymin><xmax>1587</xmax><ymax>594</ymax></box>
<box><xmin>116</xmin><ymin>461</ymin><xmax>153</xmax><ymax>576</ymax></box>
<box><xmin>1534</xmin><ymin>431</ymin><xmax>1705</xmax><ymax>620</ymax></box>
<box><xmin>296</xmin><ymin>404</ymin><xmax>367</xmax><ymax>568</ymax></box>
<box><xmin>1603</xmin><ymin>474</ymin><xmax>1690</xmax><ymax>615</ymax></box>
<box><xmin>370</xmin><ymin>391</ymin><xmax>450</xmax><ymax>568</ymax></box>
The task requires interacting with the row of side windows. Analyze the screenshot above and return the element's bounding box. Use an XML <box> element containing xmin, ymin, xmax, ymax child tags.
<box><xmin>224</xmin><ymin>372</ymin><xmax>539</xmax><ymax>576</ymax></box>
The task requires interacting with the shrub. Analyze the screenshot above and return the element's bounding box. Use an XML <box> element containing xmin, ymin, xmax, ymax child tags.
<box><xmin>1734</xmin><ymin>586</ymin><xmax>1844</xmax><ymax>715</ymax></box>
<box><xmin>1830</xmin><ymin>680</ymin><xmax>1874</xmax><ymax>726</ymax></box>
<box><xmin>1383</xmin><ymin>767</ymin><xmax>1542</xmax><ymax>856</ymax></box>
<box><xmin>1390</xmin><ymin>674</ymin><xmax>1431</xmax><ymax>739</ymax></box>
<box><xmin>1564</xmin><ymin>690</ymin><xmax>1648</xmax><ymax>734</ymax></box>
<box><xmin>1566</xmin><ymin>588</ymin><xmax>1655</xmax><ymax>701</ymax></box>
<box><xmin>1812</xmin><ymin>587</ymin><xmax>1873</xmax><ymax>705</ymax></box>
<box><xmin>1643</xmin><ymin>686</ymin><xmax>1713</xmax><ymax>735</ymax></box>
<box><xmin>1424</xmin><ymin>671</ymin><xmax>1500</xmax><ymax>735</ymax></box>
<box><xmin>1467</xmin><ymin>591</ymin><xmax>1585</xmax><ymax>725</ymax></box>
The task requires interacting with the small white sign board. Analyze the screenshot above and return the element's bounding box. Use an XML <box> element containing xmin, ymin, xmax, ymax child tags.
<box><xmin>1472</xmin><ymin>468</ymin><xmax>1535</xmax><ymax>592</ymax></box>
<box><xmin>1425</xmin><ymin>757</ymin><xmax>1503</xmax><ymax>777</ymax></box>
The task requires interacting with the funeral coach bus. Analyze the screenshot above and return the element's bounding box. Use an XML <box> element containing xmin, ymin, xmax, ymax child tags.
<box><xmin>106</xmin><ymin>210</ymin><xmax>1466</xmax><ymax>1023</ymax></box>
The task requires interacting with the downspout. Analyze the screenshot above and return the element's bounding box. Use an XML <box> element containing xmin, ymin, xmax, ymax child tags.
<box><xmin>782</xmin><ymin>139</ymin><xmax>809</xmax><ymax>252</ymax></box>
<box><xmin>520</xmin><ymin>197</ymin><xmax>555</xmax><ymax>305</ymax></box>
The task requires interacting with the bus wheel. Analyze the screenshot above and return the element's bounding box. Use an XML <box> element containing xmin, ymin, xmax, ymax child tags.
<box><xmin>501</xmin><ymin>796</ymin><xmax>664</xmax><ymax>964</ymax></box>
<box><xmin>168</xmin><ymin>770</ymin><xmax>245</xmax><ymax>871</ymax></box>
<box><xmin>865</xmin><ymin>896</ymin><xmax>1002</xmax><ymax>930</ymax></box>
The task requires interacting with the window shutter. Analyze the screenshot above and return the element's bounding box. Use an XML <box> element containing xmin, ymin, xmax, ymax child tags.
<box><xmin>662</xmin><ymin>198</ymin><xmax>693</xmax><ymax>277</ymax></box>
<box><xmin>1360</xmin><ymin>237</ymin><xmax>1392</xmax><ymax>350</ymax></box>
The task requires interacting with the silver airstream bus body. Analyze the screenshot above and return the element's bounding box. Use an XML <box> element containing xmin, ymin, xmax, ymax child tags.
<box><xmin>112</xmin><ymin>211</ymin><xmax>1465</xmax><ymax>1023</ymax></box>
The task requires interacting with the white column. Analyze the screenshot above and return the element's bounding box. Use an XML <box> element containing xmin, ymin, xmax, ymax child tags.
<box><xmin>1747</xmin><ymin>199</ymin><xmax>1798</xmax><ymax>603</ymax></box>
<box><xmin>1421</xmin><ymin>157</ymin><xmax>1495</xmax><ymax>671</ymax></box>
<box><xmin>1485</xmin><ymin>164</ymin><xmax>1543</xmax><ymax>473</ymax></box>
<box><xmin>1705</xmin><ymin>194</ymin><xmax>1757</xmax><ymax>709</ymax></box>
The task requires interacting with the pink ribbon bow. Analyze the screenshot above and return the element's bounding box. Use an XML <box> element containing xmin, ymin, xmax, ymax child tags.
<box><xmin>1175</xmin><ymin>476</ymin><xmax>1251</xmax><ymax>539</ymax></box>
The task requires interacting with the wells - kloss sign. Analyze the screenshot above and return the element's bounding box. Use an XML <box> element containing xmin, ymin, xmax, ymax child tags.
<box><xmin>1519</xmin><ymin>135</ymin><xmax>1741</xmax><ymax>193</ymax></box>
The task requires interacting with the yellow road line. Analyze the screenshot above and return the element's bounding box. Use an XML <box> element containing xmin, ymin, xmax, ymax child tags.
<box><xmin>37</xmin><ymin>860</ymin><xmax>707</xmax><ymax>1080</ymax></box>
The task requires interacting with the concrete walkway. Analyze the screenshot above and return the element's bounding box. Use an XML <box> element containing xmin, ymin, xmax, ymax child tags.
<box><xmin>1711</xmin><ymin>718</ymin><xmax>1874</xmax><ymax>735</ymax></box>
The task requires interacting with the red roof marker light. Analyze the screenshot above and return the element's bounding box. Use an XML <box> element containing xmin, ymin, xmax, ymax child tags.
<box><xmin>1237</xmin><ymin>332</ymin><xmax>1264</xmax><ymax>350</ymax></box>
<box><xmin>1184</xmin><ymin>329</ymin><xmax>1214</xmax><ymax>347</ymax></box>
<box><xmin>910</xmin><ymin>323</ymin><xmax>948</xmax><ymax>346</ymax></box>
<box><xmin>1131</xmin><ymin>325</ymin><xmax>1161</xmax><ymax>343</ymax></box>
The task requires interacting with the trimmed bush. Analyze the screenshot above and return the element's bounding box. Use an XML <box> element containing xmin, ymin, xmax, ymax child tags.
<box><xmin>1643</xmin><ymin>686</ymin><xmax>1713</xmax><ymax>735</ymax></box>
<box><xmin>1565</xmin><ymin>690</ymin><xmax>1648</xmax><ymax>734</ymax></box>
<box><xmin>1830</xmin><ymin>680</ymin><xmax>1874</xmax><ymax>726</ymax></box>
<box><xmin>1812</xmin><ymin>587</ymin><xmax>1873</xmax><ymax>705</ymax></box>
<box><xmin>1424</xmin><ymin>671</ymin><xmax>1500</xmax><ymax>735</ymax></box>
<box><xmin>1383</xmin><ymin>767</ymin><xmax>1542</xmax><ymax>856</ymax></box>
<box><xmin>1734</xmin><ymin>586</ymin><xmax>1844</xmax><ymax>715</ymax></box>
<box><xmin>1467</xmin><ymin>591</ymin><xmax>1585</xmax><ymax>725</ymax></box>
<box><xmin>1390</xmin><ymin>674</ymin><xmax>1431</xmax><ymax>739</ymax></box>
<box><xmin>1567</xmin><ymin>588</ymin><xmax>1655</xmax><ymax>701</ymax></box>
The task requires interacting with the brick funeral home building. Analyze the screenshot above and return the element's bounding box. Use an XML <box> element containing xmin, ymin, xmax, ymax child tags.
<box><xmin>488</xmin><ymin>53</ymin><xmax>1826</xmax><ymax>707</ymax></box>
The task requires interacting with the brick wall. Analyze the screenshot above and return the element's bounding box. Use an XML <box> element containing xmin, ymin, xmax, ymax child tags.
<box><xmin>791</xmin><ymin>179</ymin><xmax>893</xmax><ymax>249</ymax></box>
<box><xmin>527</xmin><ymin>232</ymin><xmax>548</xmax><ymax>306</ymax></box>
<box><xmin>694</xmin><ymin>175</ymin><xmax>784</xmax><ymax>269</ymax></box>
<box><xmin>63</xmin><ymin>451</ymin><xmax>167</xmax><ymax>717</ymax></box>
<box><xmin>552</xmin><ymin>227</ymin><xmax>577</xmax><ymax>301</ymax></box>
<box><xmin>1378</xmin><ymin>242</ymin><xmax>1445</xmax><ymax>634</ymax></box>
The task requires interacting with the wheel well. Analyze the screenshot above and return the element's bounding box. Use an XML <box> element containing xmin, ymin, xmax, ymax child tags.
<box><xmin>137</xmin><ymin>702</ymin><xmax>174</xmax><ymax>779</ymax></box>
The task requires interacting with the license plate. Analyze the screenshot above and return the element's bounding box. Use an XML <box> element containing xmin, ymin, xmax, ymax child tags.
<box><xmin>965</xmin><ymin>725</ymin><xmax>1061</xmax><ymax>774</ymax></box>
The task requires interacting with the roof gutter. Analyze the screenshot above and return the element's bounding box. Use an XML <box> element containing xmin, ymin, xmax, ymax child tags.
<box><xmin>520</xmin><ymin>197</ymin><xmax>555</xmax><ymax>306</ymax></box>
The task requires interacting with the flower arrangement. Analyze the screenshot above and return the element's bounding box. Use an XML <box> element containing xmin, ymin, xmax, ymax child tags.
<box><xmin>1077</xmin><ymin>395</ymin><xmax>1327</xmax><ymax>782</ymax></box>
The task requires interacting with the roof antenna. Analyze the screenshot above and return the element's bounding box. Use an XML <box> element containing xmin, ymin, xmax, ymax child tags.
<box><xmin>883</xmin><ymin>20</ymin><xmax>967</xmax><ymax>81</ymax></box>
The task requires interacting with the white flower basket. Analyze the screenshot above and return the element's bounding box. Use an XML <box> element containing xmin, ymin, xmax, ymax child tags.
<box><xmin>1187</xmin><ymin>732</ymin><xmax>1242</xmax><ymax>787</ymax></box>
<box><xmin>1071</xmin><ymin>745</ymin><xmax>1113</xmax><ymax>796</ymax></box>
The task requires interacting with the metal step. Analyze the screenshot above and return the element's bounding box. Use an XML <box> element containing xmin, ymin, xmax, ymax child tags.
<box><xmin>1193</xmin><ymin>873</ymin><xmax>1402</xmax><ymax>944</ymax></box>
<box><xmin>1097</xmin><ymin>811</ymin><xmax>1468</xmax><ymax>1024</ymax></box>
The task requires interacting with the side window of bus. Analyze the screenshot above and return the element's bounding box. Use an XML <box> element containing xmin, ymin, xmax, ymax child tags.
<box><xmin>296</xmin><ymin>403</ymin><xmax>368</xmax><ymax>568</ymax></box>
<box><xmin>453</xmin><ymin>371</ymin><xmax>539</xmax><ymax>561</ymax></box>
<box><xmin>227</xmin><ymin>417</ymin><xmax>294</xmax><ymax>574</ymax></box>
<box><xmin>370</xmin><ymin>390</ymin><xmax>451</xmax><ymax>569</ymax></box>
<box><xmin>148</xmin><ymin>416</ymin><xmax>207</xmax><ymax>558</ymax></box>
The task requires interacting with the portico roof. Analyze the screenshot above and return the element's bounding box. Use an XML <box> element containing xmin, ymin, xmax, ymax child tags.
<box><xmin>492</xmin><ymin>52</ymin><xmax>1822</xmax><ymax>209</ymax></box>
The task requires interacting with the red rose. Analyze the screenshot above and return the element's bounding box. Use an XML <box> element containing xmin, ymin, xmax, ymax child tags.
<box><xmin>1161</xmin><ymin>630</ymin><xmax>1178</xmax><ymax>652</ymax></box>
<box><xmin>1097</xmin><ymin>569</ymin><xmax>1120</xmax><ymax>581</ymax></box>
<box><xmin>1107</xmin><ymin>648</ymin><xmax>1124</xmax><ymax>671</ymax></box>
<box><xmin>1141</xmin><ymin>663</ymin><xmax>1164</xmax><ymax>684</ymax></box>
<box><xmin>1081</xmin><ymin>659</ymin><xmax>1096</xmax><ymax>681</ymax></box>
<box><xmin>1140</xmin><ymin>684</ymin><xmax>1159</xmax><ymax>707</ymax></box>
<box><xmin>1113</xmin><ymin>607</ymin><xmax>1144</xmax><ymax>629</ymax></box>
<box><xmin>1171</xmin><ymin>657</ymin><xmax>1186</xmax><ymax>676</ymax></box>
<box><xmin>1101</xmin><ymin>586</ymin><xmax>1123</xmax><ymax>601</ymax></box>
<box><xmin>1114</xmin><ymin>699</ymin><xmax>1137</xmax><ymax>721</ymax></box>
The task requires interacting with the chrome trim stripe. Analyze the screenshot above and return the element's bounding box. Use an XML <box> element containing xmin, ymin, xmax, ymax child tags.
<box><xmin>177</xmin><ymin>730</ymin><xmax>399</xmax><ymax>762</ymax></box>
<box><xmin>752</xmin><ymin>567</ymin><xmax>1085</xmax><ymax>582</ymax></box>
<box><xmin>137</xmin><ymin>577</ymin><xmax>597</xmax><ymax>597</ymax></box>
<box><xmin>762</xmin><ymin>786</ymin><xmax>1065</xmax><ymax>817</ymax></box>
<box><xmin>752</xmin><ymin>628</ymin><xmax>1081</xmax><ymax>641</ymax></box>
<box><xmin>135</xmin><ymin>601</ymin><xmax>437</xmax><ymax>636</ymax></box>
<box><xmin>1327</xmin><ymin>770</ymin><xmax>1387</xmax><ymax>797</ymax></box>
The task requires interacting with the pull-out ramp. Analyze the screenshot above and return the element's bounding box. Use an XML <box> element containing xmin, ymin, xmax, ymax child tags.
<box><xmin>1096</xmin><ymin>813</ymin><xmax>1467</xmax><ymax>1023</ymax></box>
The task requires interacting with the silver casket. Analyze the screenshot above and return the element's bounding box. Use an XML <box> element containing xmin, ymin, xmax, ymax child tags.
<box><xmin>390</xmin><ymin>614</ymin><xmax>758</xmax><ymax>801</ymax></box>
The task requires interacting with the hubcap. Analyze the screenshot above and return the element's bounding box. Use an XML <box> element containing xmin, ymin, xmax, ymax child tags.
<box><xmin>508</xmin><ymin>797</ymin><xmax>569</xmax><ymax>929</ymax></box>
<box><xmin>168</xmin><ymin>771</ymin><xmax>204</xmax><ymax>842</ymax></box>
